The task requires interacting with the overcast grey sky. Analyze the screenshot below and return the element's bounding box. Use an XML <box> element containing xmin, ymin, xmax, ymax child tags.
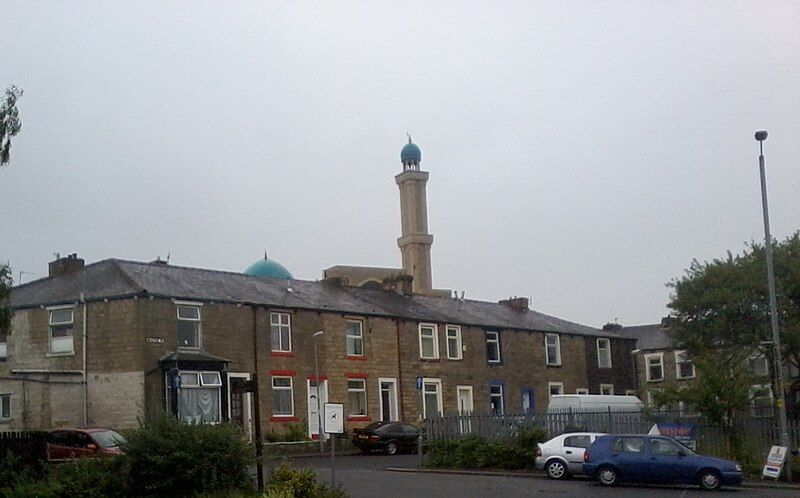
<box><xmin>2</xmin><ymin>1</ymin><xmax>798</xmax><ymax>327</ymax></box>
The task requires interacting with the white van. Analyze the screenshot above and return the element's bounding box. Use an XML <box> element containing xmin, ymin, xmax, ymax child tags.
<box><xmin>547</xmin><ymin>394</ymin><xmax>643</xmax><ymax>414</ymax></box>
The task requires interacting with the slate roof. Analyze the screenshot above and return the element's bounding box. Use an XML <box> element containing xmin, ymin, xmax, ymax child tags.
<box><xmin>11</xmin><ymin>259</ymin><xmax>631</xmax><ymax>340</ymax></box>
<box><xmin>617</xmin><ymin>323</ymin><xmax>672</xmax><ymax>350</ymax></box>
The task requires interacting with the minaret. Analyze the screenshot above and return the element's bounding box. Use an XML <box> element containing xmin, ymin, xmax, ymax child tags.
<box><xmin>396</xmin><ymin>136</ymin><xmax>433</xmax><ymax>294</ymax></box>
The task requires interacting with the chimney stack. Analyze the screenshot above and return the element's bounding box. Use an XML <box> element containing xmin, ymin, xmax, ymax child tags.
<box><xmin>48</xmin><ymin>253</ymin><xmax>85</xmax><ymax>278</ymax></box>
<box><xmin>499</xmin><ymin>296</ymin><xmax>529</xmax><ymax>312</ymax></box>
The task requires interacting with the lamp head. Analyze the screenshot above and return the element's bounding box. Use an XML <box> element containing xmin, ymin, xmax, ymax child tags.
<box><xmin>755</xmin><ymin>130</ymin><xmax>768</xmax><ymax>142</ymax></box>
<box><xmin>313</xmin><ymin>330</ymin><xmax>324</xmax><ymax>338</ymax></box>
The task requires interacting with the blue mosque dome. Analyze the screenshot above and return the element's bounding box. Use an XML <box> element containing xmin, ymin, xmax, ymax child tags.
<box><xmin>244</xmin><ymin>254</ymin><xmax>293</xmax><ymax>279</ymax></box>
<box><xmin>400</xmin><ymin>138</ymin><xmax>422</xmax><ymax>164</ymax></box>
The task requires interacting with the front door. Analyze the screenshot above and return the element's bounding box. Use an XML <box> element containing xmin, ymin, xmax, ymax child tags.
<box><xmin>379</xmin><ymin>378</ymin><xmax>398</xmax><ymax>421</ymax></box>
<box><xmin>307</xmin><ymin>379</ymin><xmax>328</xmax><ymax>439</ymax></box>
<box><xmin>228</xmin><ymin>374</ymin><xmax>253</xmax><ymax>441</ymax></box>
<box><xmin>457</xmin><ymin>386</ymin><xmax>473</xmax><ymax>433</ymax></box>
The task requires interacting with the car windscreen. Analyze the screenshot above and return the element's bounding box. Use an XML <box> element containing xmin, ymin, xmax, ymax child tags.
<box><xmin>91</xmin><ymin>430</ymin><xmax>126</xmax><ymax>448</ymax></box>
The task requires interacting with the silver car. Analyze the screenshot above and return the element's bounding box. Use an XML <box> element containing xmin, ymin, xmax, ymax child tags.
<box><xmin>535</xmin><ymin>432</ymin><xmax>606</xmax><ymax>479</ymax></box>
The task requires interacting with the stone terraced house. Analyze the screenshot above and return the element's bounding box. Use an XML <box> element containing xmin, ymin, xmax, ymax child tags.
<box><xmin>0</xmin><ymin>139</ymin><xmax>637</xmax><ymax>437</ymax></box>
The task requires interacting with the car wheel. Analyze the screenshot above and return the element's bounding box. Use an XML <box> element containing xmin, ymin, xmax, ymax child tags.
<box><xmin>597</xmin><ymin>466</ymin><xmax>617</xmax><ymax>486</ymax></box>
<box><xmin>546</xmin><ymin>460</ymin><xmax>568</xmax><ymax>480</ymax></box>
<box><xmin>386</xmin><ymin>441</ymin><xmax>399</xmax><ymax>455</ymax></box>
<box><xmin>698</xmin><ymin>470</ymin><xmax>721</xmax><ymax>490</ymax></box>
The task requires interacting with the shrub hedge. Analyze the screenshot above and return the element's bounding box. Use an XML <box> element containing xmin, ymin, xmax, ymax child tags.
<box><xmin>425</xmin><ymin>425</ymin><xmax>546</xmax><ymax>470</ymax></box>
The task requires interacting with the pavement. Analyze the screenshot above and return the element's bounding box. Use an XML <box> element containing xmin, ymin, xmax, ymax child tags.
<box><xmin>263</xmin><ymin>453</ymin><xmax>800</xmax><ymax>498</ymax></box>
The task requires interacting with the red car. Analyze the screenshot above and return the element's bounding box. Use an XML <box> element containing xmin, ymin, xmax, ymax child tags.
<box><xmin>46</xmin><ymin>428</ymin><xmax>126</xmax><ymax>461</ymax></box>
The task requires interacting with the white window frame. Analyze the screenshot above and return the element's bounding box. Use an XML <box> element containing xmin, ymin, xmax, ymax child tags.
<box><xmin>0</xmin><ymin>393</ymin><xmax>10</xmax><ymax>421</ymax></box>
<box><xmin>489</xmin><ymin>384</ymin><xmax>504</xmax><ymax>415</ymax></box>
<box><xmin>422</xmin><ymin>378</ymin><xmax>443</xmax><ymax>419</ymax></box>
<box><xmin>418</xmin><ymin>323</ymin><xmax>439</xmax><ymax>360</ymax></box>
<box><xmin>600</xmin><ymin>384</ymin><xmax>614</xmax><ymax>395</ymax></box>
<box><xmin>647</xmin><ymin>389</ymin><xmax>668</xmax><ymax>412</ymax></box>
<box><xmin>675</xmin><ymin>350</ymin><xmax>695</xmax><ymax>380</ymax></box>
<box><xmin>0</xmin><ymin>334</ymin><xmax>7</xmax><ymax>360</ymax></box>
<box><xmin>749</xmin><ymin>353</ymin><xmax>770</xmax><ymax>377</ymax></box>
<box><xmin>176</xmin><ymin>369</ymin><xmax>222</xmax><ymax>423</ymax></box>
<box><xmin>445</xmin><ymin>325</ymin><xmax>462</xmax><ymax>360</ymax></box>
<box><xmin>645</xmin><ymin>352</ymin><xmax>664</xmax><ymax>382</ymax></box>
<box><xmin>750</xmin><ymin>384</ymin><xmax>774</xmax><ymax>418</ymax></box>
<box><xmin>548</xmin><ymin>382</ymin><xmax>564</xmax><ymax>398</ymax></box>
<box><xmin>596</xmin><ymin>338</ymin><xmax>612</xmax><ymax>368</ymax></box>
<box><xmin>270</xmin><ymin>312</ymin><xmax>292</xmax><ymax>353</ymax></box>
<box><xmin>486</xmin><ymin>330</ymin><xmax>501</xmax><ymax>364</ymax></box>
<box><xmin>271</xmin><ymin>376</ymin><xmax>294</xmax><ymax>417</ymax></box>
<box><xmin>545</xmin><ymin>333</ymin><xmax>561</xmax><ymax>366</ymax></box>
<box><xmin>347</xmin><ymin>378</ymin><xmax>367</xmax><ymax>417</ymax></box>
<box><xmin>175</xmin><ymin>301</ymin><xmax>202</xmax><ymax>350</ymax></box>
<box><xmin>576</xmin><ymin>388</ymin><xmax>589</xmax><ymax>395</ymax></box>
<box><xmin>47</xmin><ymin>305</ymin><xmax>75</xmax><ymax>355</ymax></box>
<box><xmin>345</xmin><ymin>319</ymin><xmax>364</xmax><ymax>356</ymax></box>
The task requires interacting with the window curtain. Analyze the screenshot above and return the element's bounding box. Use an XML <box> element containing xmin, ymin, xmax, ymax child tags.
<box><xmin>178</xmin><ymin>387</ymin><xmax>220</xmax><ymax>423</ymax></box>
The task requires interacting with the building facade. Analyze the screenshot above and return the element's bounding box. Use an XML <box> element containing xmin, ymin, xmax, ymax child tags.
<box><xmin>1</xmin><ymin>140</ymin><xmax>638</xmax><ymax>436</ymax></box>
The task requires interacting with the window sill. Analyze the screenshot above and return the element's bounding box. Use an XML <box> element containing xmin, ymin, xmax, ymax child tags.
<box><xmin>346</xmin><ymin>355</ymin><xmax>368</xmax><ymax>361</ymax></box>
<box><xmin>446</xmin><ymin>357</ymin><xmax>462</xmax><ymax>361</ymax></box>
<box><xmin>419</xmin><ymin>357</ymin><xmax>440</xmax><ymax>362</ymax></box>
<box><xmin>46</xmin><ymin>352</ymin><xmax>75</xmax><ymax>358</ymax></box>
<box><xmin>269</xmin><ymin>416</ymin><xmax>300</xmax><ymax>423</ymax></box>
<box><xmin>546</xmin><ymin>363</ymin><xmax>562</xmax><ymax>368</ymax></box>
<box><xmin>487</xmin><ymin>361</ymin><xmax>502</xmax><ymax>366</ymax></box>
<box><xmin>647</xmin><ymin>379</ymin><xmax>664</xmax><ymax>383</ymax></box>
<box><xmin>347</xmin><ymin>416</ymin><xmax>371</xmax><ymax>422</ymax></box>
<box><xmin>270</xmin><ymin>351</ymin><xmax>294</xmax><ymax>357</ymax></box>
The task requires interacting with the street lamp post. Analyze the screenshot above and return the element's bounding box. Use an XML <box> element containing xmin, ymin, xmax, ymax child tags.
<box><xmin>313</xmin><ymin>330</ymin><xmax>325</xmax><ymax>454</ymax></box>
<box><xmin>755</xmin><ymin>130</ymin><xmax>791</xmax><ymax>479</ymax></box>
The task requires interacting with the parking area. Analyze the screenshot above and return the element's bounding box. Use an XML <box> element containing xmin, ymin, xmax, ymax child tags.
<box><xmin>270</xmin><ymin>454</ymin><xmax>793</xmax><ymax>498</ymax></box>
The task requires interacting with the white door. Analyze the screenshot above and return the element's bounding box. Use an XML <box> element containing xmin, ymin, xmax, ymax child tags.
<box><xmin>378</xmin><ymin>378</ymin><xmax>398</xmax><ymax>421</ymax></box>
<box><xmin>457</xmin><ymin>385</ymin><xmax>473</xmax><ymax>433</ymax></box>
<box><xmin>307</xmin><ymin>379</ymin><xmax>328</xmax><ymax>440</ymax></box>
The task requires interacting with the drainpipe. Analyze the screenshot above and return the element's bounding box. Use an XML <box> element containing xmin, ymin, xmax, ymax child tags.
<box><xmin>81</xmin><ymin>293</ymin><xmax>88</xmax><ymax>426</ymax></box>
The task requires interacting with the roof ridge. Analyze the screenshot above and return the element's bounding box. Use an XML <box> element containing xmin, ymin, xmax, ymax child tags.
<box><xmin>10</xmin><ymin>259</ymin><xmax>115</xmax><ymax>291</ymax></box>
<box><xmin>110</xmin><ymin>258</ymin><xmax>303</xmax><ymax>282</ymax></box>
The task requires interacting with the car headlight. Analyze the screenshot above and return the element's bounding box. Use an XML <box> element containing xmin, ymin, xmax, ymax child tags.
<box><xmin>735</xmin><ymin>464</ymin><xmax>742</xmax><ymax>472</ymax></box>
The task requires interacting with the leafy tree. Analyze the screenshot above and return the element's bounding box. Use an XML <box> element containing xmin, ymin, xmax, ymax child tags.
<box><xmin>657</xmin><ymin>232</ymin><xmax>800</xmax><ymax>455</ymax></box>
<box><xmin>1</xmin><ymin>85</ymin><xmax>24</xmax><ymax>166</ymax></box>
<box><xmin>0</xmin><ymin>262</ymin><xmax>11</xmax><ymax>337</ymax></box>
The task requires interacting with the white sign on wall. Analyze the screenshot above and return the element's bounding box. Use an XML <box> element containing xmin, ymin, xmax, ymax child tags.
<box><xmin>762</xmin><ymin>445</ymin><xmax>788</xmax><ymax>479</ymax></box>
<box><xmin>324</xmin><ymin>403</ymin><xmax>344</xmax><ymax>434</ymax></box>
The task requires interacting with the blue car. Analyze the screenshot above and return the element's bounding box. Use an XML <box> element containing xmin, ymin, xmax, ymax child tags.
<box><xmin>582</xmin><ymin>435</ymin><xmax>742</xmax><ymax>490</ymax></box>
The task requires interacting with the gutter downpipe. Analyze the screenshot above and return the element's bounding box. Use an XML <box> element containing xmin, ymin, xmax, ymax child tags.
<box><xmin>81</xmin><ymin>293</ymin><xmax>88</xmax><ymax>426</ymax></box>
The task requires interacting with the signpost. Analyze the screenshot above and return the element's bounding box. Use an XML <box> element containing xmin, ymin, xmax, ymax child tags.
<box><xmin>416</xmin><ymin>376</ymin><xmax>424</xmax><ymax>466</ymax></box>
<box><xmin>762</xmin><ymin>445</ymin><xmax>788</xmax><ymax>480</ymax></box>
<box><xmin>324</xmin><ymin>403</ymin><xmax>344</xmax><ymax>488</ymax></box>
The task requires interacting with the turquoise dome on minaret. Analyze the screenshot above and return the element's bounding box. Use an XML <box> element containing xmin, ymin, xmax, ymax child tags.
<box><xmin>400</xmin><ymin>135</ymin><xmax>422</xmax><ymax>164</ymax></box>
<box><xmin>244</xmin><ymin>254</ymin><xmax>293</xmax><ymax>279</ymax></box>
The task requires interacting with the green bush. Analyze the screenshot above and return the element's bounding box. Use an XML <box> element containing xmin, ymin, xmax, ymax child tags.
<box><xmin>124</xmin><ymin>415</ymin><xmax>254</xmax><ymax>497</ymax></box>
<box><xmin>425</xmin><ymin>427</ymin><xmax>546</xmax><ymax>471</ymax></box>
<box><xmin>267</xmin><ymin>466</ymin><xmax>348</xmax><ymax>498</ymax></box>
<box><xmin>3</xmin><ymin>481</ymin><xmax>62</xmax><ymax>498</ymax></box>
<box><xmin>0</xmin><ymin>450</ymin><xmax>41</xmax><ymax>492</ymax></box>
<box><xmin>46</xmin><ymin>457</ymin><xmax>127</xmax><ymax>498</ymax></box>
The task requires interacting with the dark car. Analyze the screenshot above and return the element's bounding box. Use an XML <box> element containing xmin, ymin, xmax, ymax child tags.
<box><xmin>582</xmin><ymin>435</ymin><xmax>742</xmax><ymax>490</ymax></box>
<box><xmin>46</xmin><ymin>428</ymin><xmax>126</xmax><ymax>462</ymax></box>
<box><xmin>352</xmin><ymin>421</ymin><xmax>419</xmax><ymax>455</ymax></box>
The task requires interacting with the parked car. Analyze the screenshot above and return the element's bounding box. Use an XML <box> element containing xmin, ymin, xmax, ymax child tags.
<box><xmin>352</xmin><ymin>421</ymin><xmax>419</xmax><ymax>455</ymax></box>
<box><xmin>535</xmin><ymin>432</ymin><xmax>606</xmax><ymax>479</ymax></box>
<box><xmin>46</xmin><ymin>428</ymin><xmax>126</xmax><ymax>462</ymax></box>
<box><xmin>582</xmin><ymin>434</ymin><xmax>742</xmax><ymax>490</ymax></box>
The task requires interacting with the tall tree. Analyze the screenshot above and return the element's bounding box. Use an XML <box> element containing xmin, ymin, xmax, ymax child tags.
<box><xmin>0</xmin><ymin>262</ymin><xmax>11</xmax><ymax>337</ymax></box>
<box><xmin>0</xmin><ymin>85</ymin><xmax>24</xmax><ymax>166</ymax></box>
<box><xmin>657</xmin><ymin>232</ymin><xmax>800</xmax><ymax>456</ymax></box>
